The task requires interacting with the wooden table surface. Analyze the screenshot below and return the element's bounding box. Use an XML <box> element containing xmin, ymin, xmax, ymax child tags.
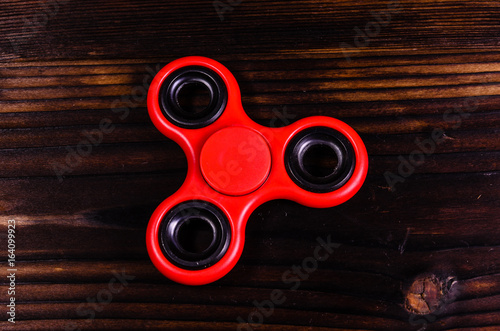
<box><xmin>1</xmin><ymin>1</ymin><xmax>499</xmax><ymax>330</ymax></box>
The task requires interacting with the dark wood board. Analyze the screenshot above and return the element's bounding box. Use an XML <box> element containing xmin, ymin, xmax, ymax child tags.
<box><xmin>0</xmin><ymin>0</ymin><xmax>499</xmax><ymax>330</ymax></box>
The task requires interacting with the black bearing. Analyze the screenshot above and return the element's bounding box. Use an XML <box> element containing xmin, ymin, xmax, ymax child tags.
<box><xmin>158</xmin><ymin>66</ymin><xmax>227</xmax><ymax>129</ymax></box>
<box><xmin>159</xmin><ymin>201</ymin><xmax>231</xmax><ymax>270</ymax></box>
<box><xmin>285</xmin><ymin>127</ymin><xmax>356</xmax><ymax>193</ymax></box>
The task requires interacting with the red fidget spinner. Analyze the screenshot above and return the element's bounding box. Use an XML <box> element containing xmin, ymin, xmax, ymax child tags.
<box><xmin>146</xmin><ymin>56</ymin><xmax>368</xmax><ymax>285</ymax></box>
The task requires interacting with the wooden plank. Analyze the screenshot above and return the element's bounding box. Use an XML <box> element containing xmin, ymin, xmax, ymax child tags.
<box><xmin>0</xmin><ymin>119</ymin><xmax>498</xmax><ymax>152</ymax></box>
<box><xmin>0</xmin><ymin>147</ymin><xmax>493</xmax><ymax>178</ymax></box>
<box><xmin>2</xmin><ymin>1</ymin><xmax>500</xmax><ymax>60</ymax></box>
<box><xmin>0</xmin><ymin>265</ymin><xmax>499</xmax><ymax>329</ymax></box>
<box><xmin>0</xmin><ymin>320</ymin><xmax>355</xmax><ymax>331</ymax></box>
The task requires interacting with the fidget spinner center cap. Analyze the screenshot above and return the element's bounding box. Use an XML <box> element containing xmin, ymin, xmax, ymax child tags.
<box><xmin>200</xmin><ymin>126</ymin><xmax>271</xmax><ymax>196</ymax></box>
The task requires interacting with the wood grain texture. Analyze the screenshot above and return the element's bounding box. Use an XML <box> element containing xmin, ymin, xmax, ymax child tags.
<box><xmin>1</xmin><ymin>0</ymin><xmax>499</xmax><ymax>330</ymax></box>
